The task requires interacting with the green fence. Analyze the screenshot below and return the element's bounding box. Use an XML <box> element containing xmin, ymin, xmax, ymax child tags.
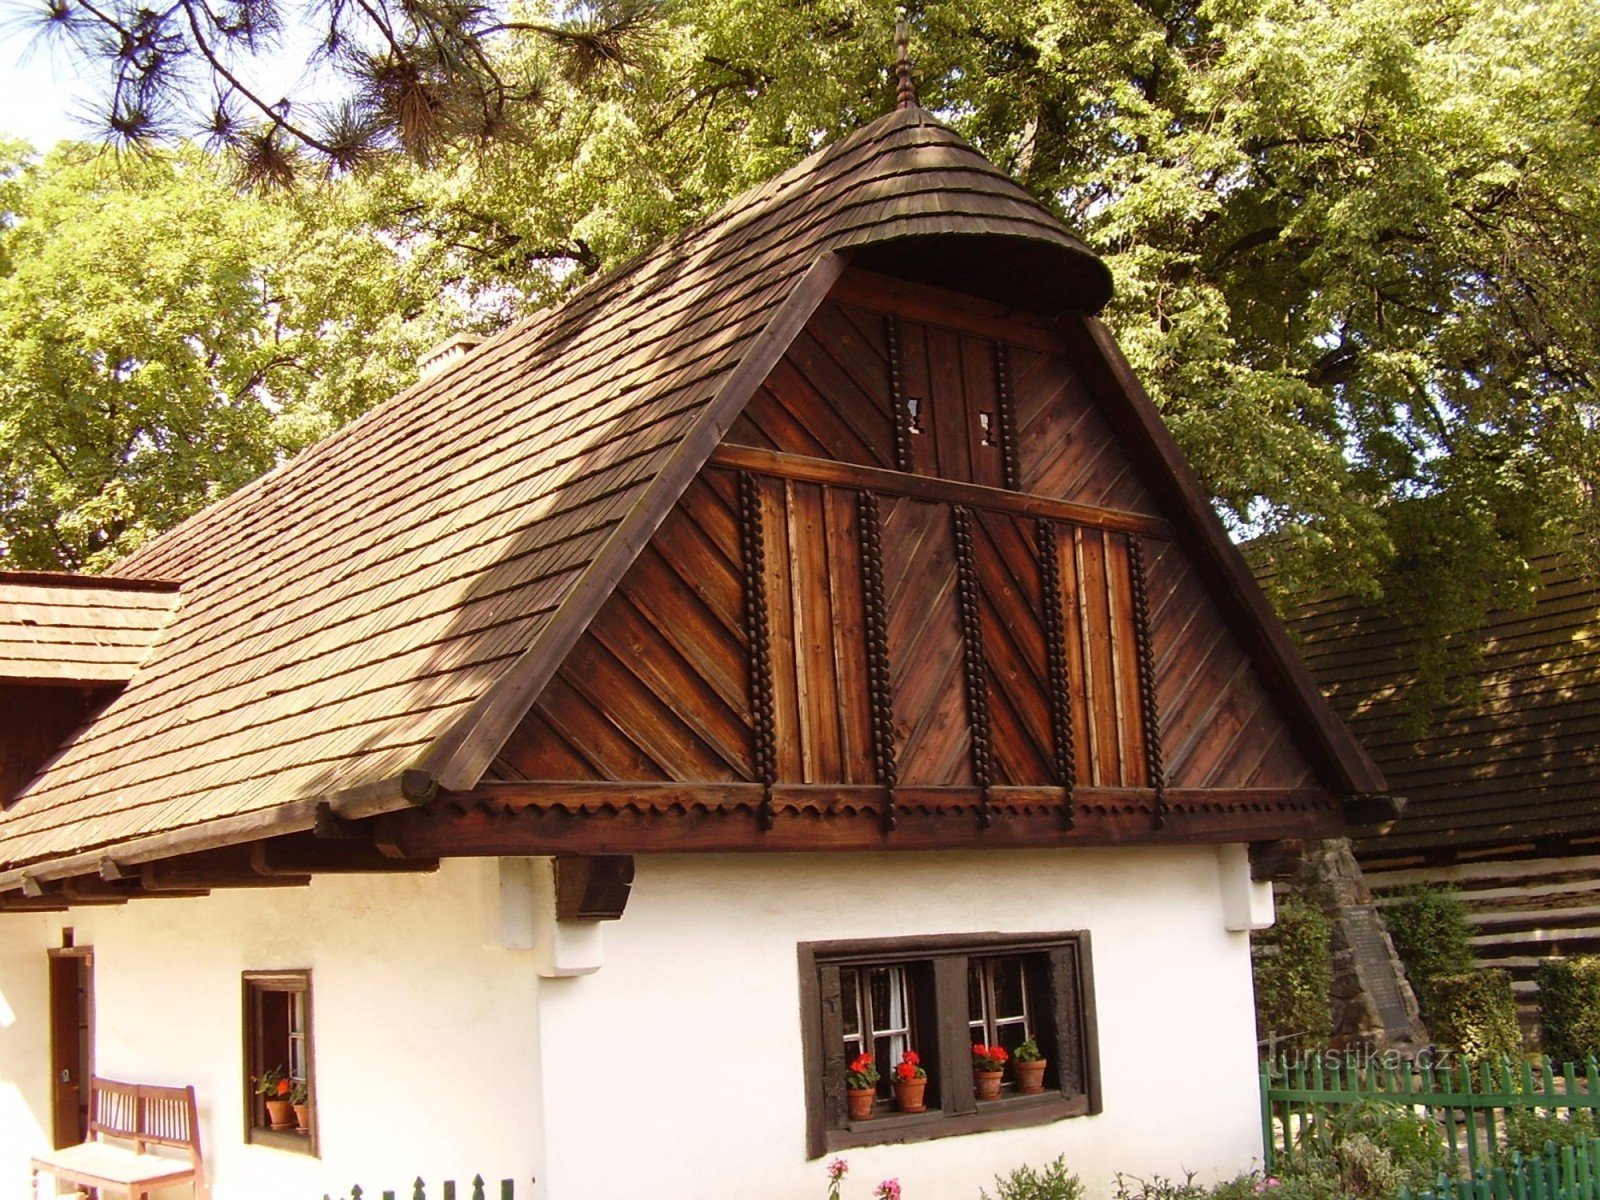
<box><xmin>323</xmin><ymin>1178</ymin><xmax>522</xmax><ymax>1200</ymax></box>
<box><xmin>1400</xmin><ymin>1138</ymin><xmax>1600</xmax><ymax>1200</ymax></box>
<box><xmin>1260</xmin><ymin>1055</ymin><xmax>1600</xmax><ymax>1176</ymax></box>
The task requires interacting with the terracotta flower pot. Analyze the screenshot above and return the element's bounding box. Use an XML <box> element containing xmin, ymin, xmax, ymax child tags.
<box><xmin>265</xmin><ymin>1099</ymin><xmax>295</xmax><ymax>1129</ymax></box>
<box><xmin>974</xmin><ymin>1070</ymin><xmax>1004</xmax><ymax>1101</ymax></box>
<box><xmin>1014</xmin><ymin>1058</ymin><xmax>1048</xmax><ymax>1094</ymax></box>
<box><xmin>847</xmin><ymin>1087</ymin><xmax>876</xmax><ymax>1121</ymax></box>
<box><xmin>893</xmin><ymin>1076</ymin><xmax>928</xmax><ymax>1113</ymax></box>
<box><xmin>292</xmin><ymin>1103</ymin><xmax>311</xmax><ymax>1132</ymax></box>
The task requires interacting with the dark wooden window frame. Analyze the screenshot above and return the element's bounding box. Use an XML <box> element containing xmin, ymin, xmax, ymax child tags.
<box><xmin>798</xmin><ymin>931</ymin><xmax>1101</xmax><ymax>1157</ymax></box>
<box><xmin>242</xmin><ymin>969</ymin><xmax>317</xmax><ymax>1156</ymax></box>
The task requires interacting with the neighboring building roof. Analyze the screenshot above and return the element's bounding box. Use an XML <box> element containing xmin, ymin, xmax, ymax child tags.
<box><xmin>0</xmin><ymin>105</ymin><xmax>1118</xmax><ymax>882</ymax></box>
<box><xmin>0</xmin><ymin>572</ymin><xmax>180</xmax><ymax>686</ymax></box>
<box><xmin>1287</xmin><ymin>550</ymin><xmax>1600</xmax><ymax>863</ymax></box>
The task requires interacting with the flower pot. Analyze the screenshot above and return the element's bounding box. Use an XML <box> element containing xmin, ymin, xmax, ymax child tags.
<box><xmin>974</xmin><ymin>1070</ymin><xmax>1003</xmax><ymax>1101</ymax></box>
<box><xmin>1014</xmin><ymin>1058</ymin><xmax>1047</xmax><ymax>1094</ymax></box>
<box><xmin>265</xmin><ymin>1099</ymin><xmax>295</xmax><ymax>1130</ymax></box>
<box><xmin>893</xmin><ymin>1076</ymin><xmax>927</xmax><ymax>1113</ymax></box>
<box><xmin>292</xmin><ymin>1103</ymin><xmax>311</xmax><ymax>1132</ymax></box>
<box><xmin>847</xmin><ymin>1087</ymin><xmax>876</xmax><ymax>1121</ymax></box>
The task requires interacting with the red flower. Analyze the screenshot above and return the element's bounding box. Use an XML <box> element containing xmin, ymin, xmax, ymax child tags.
<box><xmin>901</xmin><ymin>1050</ymin><xmax>920</xmax><ymax>1067</ymax></box>
<box><xmin>894</xmin><ymin>1061</ymin><xmax>915</xmax><ymax>1081</ymax></box>
<box><xmin>850</xmin><ymin>1053</ymin><xmax>874</xmax><ymax>1073</ymax></box>
<box><xmin>276</xmin><ymin>1078</ymin><xmax>291</xmax><ymax>1097</ymax></box>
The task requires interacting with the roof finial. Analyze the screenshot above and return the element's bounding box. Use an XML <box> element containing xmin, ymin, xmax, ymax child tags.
<box><xmin>894</xmin><ymin>16</ymin><xmax>919</xmax><ymax>110</ymax></box>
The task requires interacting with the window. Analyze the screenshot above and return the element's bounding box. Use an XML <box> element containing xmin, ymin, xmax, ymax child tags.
<box><xmin>243</xmin><ymin>970</ymin><xmax>316</xmax><ymax>1155</ymax></box>
<box><xmin>799</xmin><ymin>933</ymin><xmax>1099</xmax><ymax>1156</ymax></box>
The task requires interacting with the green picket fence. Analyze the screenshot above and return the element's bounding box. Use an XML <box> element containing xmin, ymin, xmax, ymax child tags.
<box><xmin>1400</xmin><ymin>1138</ymin><xmax>1600</xmax><ymax>1200</ymax></box>
<box><xmin>323</xmin><ymin>1178</ymin><xmax>522</xmax><ymax>1200</ymax></box>
<box><xmin>1260</xmin><ymin>1055</ymin><xmax>1600</xmax><ymax>1176</ymax></box>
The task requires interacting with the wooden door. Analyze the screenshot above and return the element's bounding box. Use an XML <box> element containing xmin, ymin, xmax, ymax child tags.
<box><xmin>47</xmin><ymin>949</ymin><xmax>92</xmax><ymax>1148</ymax></box>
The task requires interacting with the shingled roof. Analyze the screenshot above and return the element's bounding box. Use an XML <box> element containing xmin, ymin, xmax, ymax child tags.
<box><xmin>0</xmin><ymin>105</ymin><xmax>1118</xmax><ymax>886</ymax></box>
<box><xmin>0</xmin><ymin>572</ymin><xmax>180</xmax><ymax>686</ymax></box>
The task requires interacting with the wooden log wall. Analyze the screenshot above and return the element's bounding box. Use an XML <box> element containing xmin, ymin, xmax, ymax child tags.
<box><xmin>487</xmin><ymin>270</ymin><xmax>1327</xmax><ymax>837</ymax></box>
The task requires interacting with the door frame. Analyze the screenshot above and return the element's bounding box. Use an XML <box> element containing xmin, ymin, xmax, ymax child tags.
<box><xmin>46</xmin><ymin>946</ymin><xmax>94</xmax><ymax>1149</ymax></box>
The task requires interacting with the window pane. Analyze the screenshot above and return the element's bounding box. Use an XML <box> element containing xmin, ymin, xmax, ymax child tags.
<box><xmin>841</xmin><ymin>970</ymin><xmax>861</xmax><ymax>1039</ymax></box>
<box><xmin>989</xmin><ymin>957</ymin><xmax>1026</xmax><ymax>1020</ymax></box>
<box><xmin>967</xmin><ymin>960</ymin><xmax>986</xmax><ymax>1027</ymax></box>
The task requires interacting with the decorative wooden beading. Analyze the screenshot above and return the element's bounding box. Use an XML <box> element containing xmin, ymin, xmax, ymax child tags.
<box><xmin>1127</xmin><ymin>534</ymin><xmax>1167</xmax><ymax>828</ymax></box>
<box><xmin>886</xmin><ymin>314</ymin><xmax>915</xmax><ymax>473</ymax></box>
<box><xmin>857</xmin><ymin>489</ymin><xmax>900</xmax><ymax>831</ymax></box>
<box><xmin>1035</xmin><ymin>519</ymin><xmax>1077</xmax><ymax>829</ymax></box>
<box><xmin>995</xmin><ymin>342</ymin><xmax>1021</xmax><ymax>491</ymax></box>
<box><xmin>952</xmin><ymin>505</ymin><xmax>995</xmax><ymax>827</ymax></box>
<box><xmin>738</xmin><ymin>471</ymin><xmax>779</xmax><ymax>829</ymax></box>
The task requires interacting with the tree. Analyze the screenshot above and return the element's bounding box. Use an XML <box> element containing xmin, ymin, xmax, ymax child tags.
<box><xmin>13</xmin><ymin>0</ymin><xmax>661</xmax><ymax>181</ymax></box>
<box><xmin>0</xmin><ymin>143</ymin><xmax>456</xmax><ymax>568</ymax></box>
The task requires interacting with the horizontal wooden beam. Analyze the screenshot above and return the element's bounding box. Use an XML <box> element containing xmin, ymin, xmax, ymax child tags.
<box><xmin>388</xmin><ymin>782</ymin><xmax>1342</xmax><ymax>857</ymax></box>
<box><xmin>248</xmin><ymin>834</ymin><xmax>439</xmax><ymax>877</ymax></box>
<box><xmin>708</xmin><ymin>444</ymin><xmax>1172</xmax><ymax>539</ymax></box>
<box><xmin>554</xmin><ymin>855</ymin><xmax>635</xmax><ymax>921</ymax></box>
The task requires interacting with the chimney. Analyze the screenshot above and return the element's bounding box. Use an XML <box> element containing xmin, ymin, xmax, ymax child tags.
<box><xmin>418</xmin><ymin>334</ymin><xmax>483</xmax><ymax>382</ymax></box>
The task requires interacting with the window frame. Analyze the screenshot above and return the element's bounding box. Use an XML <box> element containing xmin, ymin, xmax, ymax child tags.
<box><xmin>798</xmin><ymin>932</ymin><xmax>1100</xmax><ymax>1157</ymax></box>
<box><xmin>241</xmin><ymin>969</ymin><xmax>317</xmax><ymax>1156</ymax></box>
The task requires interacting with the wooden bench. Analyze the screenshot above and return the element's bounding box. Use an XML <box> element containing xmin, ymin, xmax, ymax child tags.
<box><xmin>31</xmin><ymin>1078</ymin><xmax>206</xmax><ymax>1200</ymax></box>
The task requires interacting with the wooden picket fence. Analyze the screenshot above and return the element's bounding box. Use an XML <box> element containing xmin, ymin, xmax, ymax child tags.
<box><xmin>1261</xmin><ymin>1055</ymin><xmax>1600</xmax><ymax>1176</ymax></box>
<box><xmin>1400</xmin><ymin>1138</ymin><xmax>1600</xmax><ymax>1200</ymax></box>
<box><xmin>322</xmin><ymin>1178</ymin><xmax>522</xmax><ymax>1200</ymax></box>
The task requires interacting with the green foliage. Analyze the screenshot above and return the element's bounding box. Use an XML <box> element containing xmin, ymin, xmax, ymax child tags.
<box><xmin>1500</xmin><ymin>1109</ymin><xmax>1598</xmax><ymax>1162</ymax></box>
<box><xmin>1537</xmin><ymin>957</ymin><xmax>1600</xmax><ymax>1064</ymax></box>
<box><xmin>981</xmin><ymin>1156</ymin><xmax>1083</xmax><ymax>1200</ymax></box>
<box><xmin>1013</xmin><ymin>1038</ymin><xmax>1042</xmax><ymax>1063</ymax></box>
<box><xmin>1253</xmin><ymin>896</ymin><xmax>1333</xmax><ymax>1050</ymax></box>
<box><xmin>0</xmin><ymin>145</ymin><xmax>455</xmax><ymax>569</ymax></box>
<box><xmin>1297</xmin><ymin>1100</ymin><xmax>1446</xmax><ymax>1196</ymax></box>
<box><xmin>1385</xmin><ymin>886</ymin><xmax>1475</xmax><ymax>1002</ymax></box>
<box><xmin>1426</xmin><ymin>972</ymin><xmax>1523</xmax><ymax>1058</ymax></box>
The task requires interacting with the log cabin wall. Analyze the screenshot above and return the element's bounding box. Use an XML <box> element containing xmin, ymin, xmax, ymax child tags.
<box><xmin>488</xmin><ymin>268</ymin><xmax>1326</xmax><ymax>833</ymax></box>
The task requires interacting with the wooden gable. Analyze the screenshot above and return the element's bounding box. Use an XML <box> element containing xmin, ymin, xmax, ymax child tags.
<box><xmin>403</xmin><ymin>267</ymin><xmax>1348</xmax><ymax>857</ymax></box>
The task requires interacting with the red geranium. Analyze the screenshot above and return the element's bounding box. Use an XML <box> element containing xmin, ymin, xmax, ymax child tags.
<box><xmin>276</xmin><ymin>1077</ymin><xmax>291</xmax><ymax>1097</ymax></box>
<box><xmin>846</xmin><ymin>1052</ymin><xmax>880</xmax><ymax>1090</ymax></box>
<box><xmin>972</xmin><ymin>1043</ymin><xmax>1009</xmax><ymax>1071</ymax></box>
<box><xmin>893</xmin><ymin>1050</ymin><xmax>925</xmax><ymax>1082</ymax></box>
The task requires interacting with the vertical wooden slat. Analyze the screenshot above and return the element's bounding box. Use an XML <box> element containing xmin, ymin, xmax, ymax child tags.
<box><xmin>823</xmin><ymin>488</ymin><xmax>874</xmax><ymax>784</ymax></box>
<box><xmin>952</xmin><ymin>505</ymin><xmax>994</xmax><ymax>826</ymax></box>
<box><xmin>996</xmin><ymin>342</ymin><xmax>1021</xmax><ymax>491</ymax></box>
<box><xmin>789</xmin><ymin>482</ymin><xmax>843</xmax><ymax>781</ymax></box>
<box><xmin>1036</xmin><ymin>520</ymin><xmax>1077</xmax><ymax>827</ymax></box>
<box><xmin>887</xmin><ymin>315</ymin><xmax>914</xmax><ymax>473</ymax></box>
<box><xmin>961</xmin><ymin>335</ymin><xmax>1003</xmax><ymax>489</ymax></box>
<box><xmin>901</xmin><ymin>320</ymin><xmax>933</xmax><ymax>474</ymax></box>
<box><xmin>1127</xmin><ymin>534</ymin><xmax>1167</xmax><ymax>826</ymax></box>
<box><xmin>934</xmin><ymin>956</ymin><xmax>977</xmax><ymax>1115</ymax></box>
<box><xmin>857</xmin><ymin>490</ymin><xmax>899</xmax><ymax>830</ymax></box>
<box><xmin>737</xmin><ymin>472</ymin><xmax>778</xmax><ymax>827</ymax></box>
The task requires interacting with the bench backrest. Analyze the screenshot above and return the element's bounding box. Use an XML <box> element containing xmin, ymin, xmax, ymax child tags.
<box><xmin>89</xmin><ymin>1078</ymin><xmax>202</xmax><ymax>1158</ymax></box>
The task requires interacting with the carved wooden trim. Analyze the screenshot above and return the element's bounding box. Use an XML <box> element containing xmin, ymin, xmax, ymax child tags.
<box><xmin>1036</xmin><ymin>519</ymin><xmax>1077</xmax><ymax>828</ymax></box>
<box><xmin>738</xmin><ymin>471</ymin><xmax>779</xmax><ymax>829</ymax></box>
<box><xmin>995</xmin><ymin>342</ymin><xmax>1021</xmax><ymax>491</ymax></box>
<box><xmin>952</xmin><ymin>506</ymin><xmax>994</xmax><ymax>827</ymax></box>
<box><xmin>857</xmin><ymin>490</ymin><xmax>899</xmax><ymax>831</ymax></box>
<box><xmin>887</xmin><ymin>314</ymin><xmax>915</xmax><ymax>473</ymax></box>
<box><xmin>1126</xmin><ymin>534</ymin><xmax>1167</xmax><ymax>828</ymax></box>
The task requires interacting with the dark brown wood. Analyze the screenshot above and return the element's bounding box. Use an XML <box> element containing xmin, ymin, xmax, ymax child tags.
<box><xmin>48</xmin><ymin>948</ymin><xmax>93</xmax><ymax>1149</ymax></box>
<box><xmin>709</xmin><ymin>443</ymin><xmax>1171</xmax><ymax>538</ymax></box>
<box><xmin>1036</xmin><ymin>520</ymin><xmax>1077</xmax><ymax>826</ymax></box>
<box><xmin>247</xmin><ymin>836</ymin><xmax>439</xmax><ymax>876</ymax></box>
<box><xmin>422</xmin><ymin>251</ymin><xmax>852</xmax><ymax>792</ymax></box>
<box><xmin>1</xmin><ymin>684</ymin><xmax>120</xmax><ymax>806</ymax></box>
<box><xmin>887</xmin><ymin>315</ymin><xmax>915</xmax><ymax>472</ymax></box>
<box><xmin>1127</xmin><ymin>536</ymin><xmax>1167</xmax><ymax>827</ymax></box>
<box><xmin>395</xmin><ymin>782</ymin><xmax>1342</xmax><ymax>856</ymax></box>
<box><xmin>1056</xmin><ymin>313</ymin><xmax>1386</xmax><ymax>797</ymax></box>
<box><xmin>952</xmin><ymin>506</ymin><xmax>994</xmax><ymax>827</ymax></box>
<box><xmin>830</xmin><ymin>269</ymin><xmax>1064</xmax><ymax>355</ymax></box>
<box><xmin>857</xmin><ymin>490</ymin><xmax>899</xmax><ymax>830</ymax></box>
<box><xmin>995</xmin><ymin>342</ymin><xmax>1021</xmax><ymax>491</ymax></box>
<box><xmin>1249</xmin><ymin>839</ymin><xmax>1305</xmax><ymax>882</ymax></box>
<box><xmin>553</xmin><ymin>855</ymin><xmax>635</xmax><ymax>921</ymax></box>
<box><xmin>934</xmin><ymin>956</ymin><xmax>978</xmax><ymax>1116</ymax></box>
<box><xmin>740</xmin><ymin>470</ymin><xmax>779</xmax><ymax>827</ymax></box>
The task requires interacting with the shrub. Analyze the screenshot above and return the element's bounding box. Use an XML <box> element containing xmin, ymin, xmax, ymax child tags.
<box><xmin>981</xmin><ymin>1157</ymin><xmax>1082</xmax><ymax>1200</ymax></box>
<box><xmin>1384</xmin><ymin>886</ymin><xmax>1474</xmax><ymax>1001</ymax></box>
<box><xmin>1253</xmin><ymin>895</ymin><xmax>1334</xmax><ymax>1050</ymax></box>
<box><xmin>1296</xmin><ymin>1099</ymin><xmax>1445</xmax><ymax>1196</ymax></box>
<box><xmin>1537</xmin><ymin>956</ymin><xmax>1600</xmax><ymax>1064</ymax></box>
<box><xmin>1501</xmin><ymin>1108</ymin><xmax>1598</xmax><ymax>1161</ymax></box>
<box><xmin>1426</xmin><ymin>970</ymin><xmax>1522</xmax><ymax>1057</ymax></box>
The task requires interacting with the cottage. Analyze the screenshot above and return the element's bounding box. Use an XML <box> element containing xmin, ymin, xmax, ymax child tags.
<box><xmin>0</xmin><ymin>92</ymin><xmax>1390</xmax><ymax>1200</ymax></box>
<box><xmin>1288</xmin><ymin>550</ymin><xmax>1600</xmax><ymax>1019</ymax></box>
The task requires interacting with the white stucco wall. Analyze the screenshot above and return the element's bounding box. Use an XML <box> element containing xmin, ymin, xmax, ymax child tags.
<box><xmin>0</xmin><ymin>844</ymin><xmax>1267</xmax><ymax>1200</ymax></box>
<box><xmin>537</xmin><ymin>845</ymin><xmax>1266</xmax><ymax>1200</ymax></box>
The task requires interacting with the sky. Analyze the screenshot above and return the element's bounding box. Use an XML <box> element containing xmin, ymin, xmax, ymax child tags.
<box><xmin>0</xmin><ymin>25</ymin><xmax>96</xmax><ymax>150</ymax></box>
